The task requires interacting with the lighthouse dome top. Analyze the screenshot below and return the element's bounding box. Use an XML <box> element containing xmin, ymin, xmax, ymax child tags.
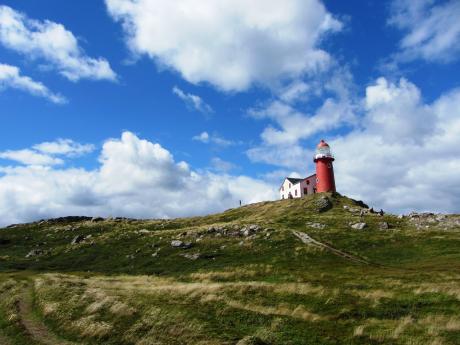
<box><xmin>314</xmin><ymin>139</ymin><xmax>334</xmax><ymax>161</ymax></box>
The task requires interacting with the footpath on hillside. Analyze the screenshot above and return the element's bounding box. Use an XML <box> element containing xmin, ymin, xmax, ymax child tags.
<box><xmin>17</xmin><ymin>284</ymin><xmax>79</xmax><ymax>345</ymax></box>
<box><xmin>292</xmin><ymin>230</ymin><xmax>375</xmax><ymax>266</ymax></box>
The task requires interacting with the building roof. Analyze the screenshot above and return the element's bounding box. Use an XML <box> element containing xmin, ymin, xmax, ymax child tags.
<box><xmin>279</xmin><ymin>174</ymin><xmax>317</xmax><ymax>191</ymax></box>
<box><xmin>286</xmin><ymin>177</ymin><xmax>304</xmax><ymax>184</ymax></box>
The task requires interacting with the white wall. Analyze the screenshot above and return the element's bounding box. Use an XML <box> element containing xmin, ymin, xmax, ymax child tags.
<box><xmin>279</xmin><ymin>175</ymin><xmax>317</xmax><ymax>199</ymax></box>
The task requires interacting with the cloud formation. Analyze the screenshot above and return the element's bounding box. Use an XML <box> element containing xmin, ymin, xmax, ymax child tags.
<box><xmin>0</xmin><ymin>139</ymin><xmax>94</xmax><ymax>166</ymax></box>
<box><xmin>0</xmin><ymin>5</ymin><xmax>116</xmax><ymax>81</ymax></box>
<box><xmin>105</xmin><ymin>0</ymin><xmax>342</xmax><ymax>91</ymax></box>
<box><xmin>389</xmin><ymin>0</ymin><xmax>460</xmax><ymax>63</ymax></box>
<box><xmin>0</xmin><ymin>63</ymin><xmax>66</xmax><ymax>103</ymax></box>
<box><xmin>192</xmin><ymin>132</ymin><xmax>235</xmax><ymax>147</ymax></box>
<box><xmin>0</xmin><ymin>132</ymin><xmax>277</xmax><ymax>227</ymax></box>
<box><xmin>172</xmin><ymin>86</ymin><xmax>213</xmax><ymax>114</ymax></box>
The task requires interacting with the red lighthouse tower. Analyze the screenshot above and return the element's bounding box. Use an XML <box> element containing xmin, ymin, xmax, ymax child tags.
<box><xmin>314</xmin><ymin>140</ymin><xmax>336</xmax><ymax>193</ymax></box>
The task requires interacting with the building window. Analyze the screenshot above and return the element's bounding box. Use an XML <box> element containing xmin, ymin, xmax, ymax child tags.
<box><xmin>295</xmin><ymin>190</ymin><xmax>297</xmax><ymax>196</ymax></box>
<box><xmin>306</xmin><ymin>180</ymin><xmax>310</xmax><ymax>185</ymax></box>
<box><xmin>304</xmin><ymin>188</ymin><xmax>308</xmax><ymax>195</ymax></box>
<box><xmin>289</xmin><ymin>183</ymin><xmax>291</xmax><ymax>188</ymax></box>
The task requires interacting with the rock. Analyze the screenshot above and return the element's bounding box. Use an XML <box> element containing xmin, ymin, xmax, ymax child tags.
<box><xmin>306</xmin><ymin>222</ymin><xmax>326</xmax><ymax>230</ymax></box>
<box><xmin>71</xmin><ymin>235</ymin><xmax>86</xmax><ymax>245</ymax></box>
<box><xmin>249</xmin><ymin>224</ymin><xmax>260</xmax><ymax>231</ymax></box>
<box><xmin>397</xmin><ymin>214</ymin><xmax>404</xmax><ymax>219</ymax></box>
<box><xmin>436</xmin><ymin>214</ymin><xmax>447</xmax><ymax>221</ymax></box>
<box><xmin>316</xmin><ymin>197</ymin><xmax>332</xmax><ymax>212</ymax></box>
<box><xmin>171</xmin><ymin>240</ymin><xmax>193</xmax><ymax>249</ymax></box>
<box><xmin>26</xmin><ymin>249</ymin><xmax>45</xmax><ymax>258</ymax></box>
<box><xmin>378</xmin><ymin>222</ymin><xmax>390</xmax><ymax>230</ymax></box>
<box><xmin>180</xmin><ymin>253</ymin><xmax>200</xmax><ymax>260</ymax></box>
<box><xmin>351</xmin><ymin>222</ymin><xmax>367</xmax><ymax>230</ymax></box>
<box><xmin>171</xmin><ymin>240</ymin><xmax>184</xmax><ymax>248</ymax></box>
<box><xmin>138</xmin><ymin>229</ymin><xmax>150</xmax><ymax>234</ymax></box>
<box><xmin>241</xmin><ymin>224</ymin><xmax>261</xmax><ymax>237</ymax></box>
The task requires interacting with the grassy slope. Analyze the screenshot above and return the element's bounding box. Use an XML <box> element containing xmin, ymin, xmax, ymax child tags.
<box><xmin>0</xmin><ymin>193</ymin><xmax>459</xmax><ymax>345</ymax></box>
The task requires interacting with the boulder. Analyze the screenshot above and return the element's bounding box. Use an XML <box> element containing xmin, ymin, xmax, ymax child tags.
<box><xmin>171</xmin><ymin>240</ymin><xmax>193</xmax><ymax>249</ymax></box>
<box><xmin>306</xmin><ymin>222</ymin><xmax>326</xmax><ymax>230</ymax></box>
<box><xmin>378</xmin><ymin>222</ymin><xmax>390</xmax><ymax>230</ymax></box>
<box><xmin>26</xmin><ymin>249</ymin><xmax>45</xmax><ymax>258</ymax></box>
<box><xmin>316</xmin><ymin>197</ymin><xmax>332</xmax><ymax>212</ymax></box>
<box><xmin>180</xmin><ymin>253</ymin><xmax>200</xmax><ymax>260</ymax></box>
<box><xmin>171</xmin><ymin>240</ymin><xmax>183</xmax><ymax>248</ymax></box>
<box><xmin>351</xmin><ymin>222</ymin><xmax>367</xmax><ymax>230</ymax></box>
<box><xmin>249</xmin><ymin>224</ymin><xmax>260</xmax><ymax>231</ymax></box>
<box><xmin>71</xmin><ymin>235</ymin><xmax>86</xmax><ymax>245</ymax></box>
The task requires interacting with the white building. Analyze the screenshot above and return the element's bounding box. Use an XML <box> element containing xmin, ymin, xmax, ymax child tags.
<box><xmin>279</xmin><ymin>174</ymin><xmax>317</xmax><ymax>199</ymax></box>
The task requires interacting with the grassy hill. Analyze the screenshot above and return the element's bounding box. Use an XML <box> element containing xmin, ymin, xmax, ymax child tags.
<box><xmin>0</xmin><ymin>193</ymin><xmax>459</xmax><ymax>345</ymax></box>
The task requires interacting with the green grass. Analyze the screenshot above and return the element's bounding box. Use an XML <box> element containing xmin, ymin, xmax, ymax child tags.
<box><xmin>0</xmin><ymin>193</ymin><xmax>459</xmax><ymax>344</ymax></box>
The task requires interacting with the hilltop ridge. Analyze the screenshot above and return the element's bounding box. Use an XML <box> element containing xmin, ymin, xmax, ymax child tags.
<box><xmin>0</xmin><ymin>193</ymin><xmax>459</xmax><ymax>344</ymax></box>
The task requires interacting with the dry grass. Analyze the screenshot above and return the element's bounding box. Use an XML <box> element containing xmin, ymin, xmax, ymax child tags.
<box><xmin>72</xmin><ymin>315</ymin><xmax>112</xmax><ymax>338</ymax></box>
<box><xmin>413</xmin><ymin>281</ymin><xmax>460</xmax><ymax>300</ymax></box>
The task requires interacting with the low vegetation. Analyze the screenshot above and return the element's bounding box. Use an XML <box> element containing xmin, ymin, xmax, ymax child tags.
<box><xmin>0</xmin><ymin>193</ymin><xmax>459</xmax><ymax>344</ymax></box>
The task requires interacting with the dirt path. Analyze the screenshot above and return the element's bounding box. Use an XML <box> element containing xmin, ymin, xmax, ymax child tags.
<box><xmin>292</xmin><ymin>230</ymin><xmax>374</xmax><ymax>265</ymax></box>
<box><xmin>18</xmin><ymin>285</ymin><xmax>78</xmax><ymax>345</ymax></box>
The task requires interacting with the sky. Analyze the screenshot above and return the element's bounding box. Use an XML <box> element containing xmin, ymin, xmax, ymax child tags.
<box><xmin>0</xmin><ymin>0</ymin><xmax>460</xmax><ymax>226</ymax></box>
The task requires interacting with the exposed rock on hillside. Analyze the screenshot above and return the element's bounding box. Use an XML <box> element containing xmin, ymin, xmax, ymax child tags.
<box><xmin>351</xmin><ymin>222</ymin><xmax>367</xmax><ymax>230</ymax></box>
<box><xmin>407</xmin><ymin>212</ymin><xmax>460</xmax><ymax>230</ymax></box>
<box><xmin>316</xmin><ymin>196</ymin><xmax>332</xmax><ymax>212</ymax></box>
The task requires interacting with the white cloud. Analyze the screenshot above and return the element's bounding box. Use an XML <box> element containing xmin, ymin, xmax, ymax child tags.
<box><xmin>172</xmin><ymin>86</ymin><xmax>213</xmax><ymax>114</ymax></box>
<box><xmin>0</xmin><ymin>63</ymin><xmax>66</xmax><ymax>103</ymax></box>
<box><xmin>0</xmin><ymin>5</ymin><xmax>116</xmax><ymax>81</ymax></box>
<box><xmin>33</xmin><ymin>139</ymin><xmax>95</xmax><ymax>156</ymax></box>
<box><xmin>249</xmin><ymin>98</ymin><xmax>355</xmax><ymax>146</ymax></box>
<box><xmin>192</xmin><ymin>131</ymin><xmax>235</xmax><ymax>147</ymax></box>
<box><xmin>210</xmin><ymin>157</ymin><xmax>238</xmax><ymax>173</ymax></box>
<box><xmin>389</xmin><ymin>0</ymin><xmax>460</xmax><ymax>63</ymax></box>
<box><xmin>105</xmin><ymin>0</ymin><xmax>342</xmax><ymax>91</ymax></box>
<box><xmin>279</xmin><ymin>81</ymin><xmax>311</xmax><ymax>103</ymax></box>
<box><xmin>0</xmin><ymin>132</ymin><xmax>277</xmax><ymax>226</ymax></box>
<box><xmin>0</xmin><ymin>149</ymin><xmax>63</xmax><ymax>166</ymax></box>
<box><xmin>247</xmin><ymin>67</ymin><xmax>357</xmax><ymax>147</ymax></box>
<box><xmin>0</xmin><ymin>138</ymin><xmax>95</xmax><ymax>166</ymax></box>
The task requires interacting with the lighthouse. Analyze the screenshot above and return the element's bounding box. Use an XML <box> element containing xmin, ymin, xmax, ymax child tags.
<box><xmin>313</xmin><ymin>140</ymin><xmax>336</xmax><ymax>193</ymax></box>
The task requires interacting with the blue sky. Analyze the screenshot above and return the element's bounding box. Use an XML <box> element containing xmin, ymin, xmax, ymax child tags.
<box><xmin>0</xmin><ymin>0</ymin><xmax>459</xmax><ymax>225</ymax></box>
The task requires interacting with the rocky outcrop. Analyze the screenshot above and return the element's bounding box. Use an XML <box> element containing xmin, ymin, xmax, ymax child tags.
<box><xmin>71</xmin><ymin>235</ymin><xmax>86</xmax><ymax>245</ymax></box>
<box><xmin>25</xmin><ymin>249</ymin><xmax>46</xmax><ymax>258</ymax></box>
<box><xmin>406</xmin><ymin>212</ymin><xmax>460</xmax><ymax>230</ymax></box>
<box><xmin>171</xmin><ymin>240</ymin><xmax>193</xmax><ymax>249</ymax></box>
<box><xmin>378</xmin><ymin>222</ymin><xmax>390</xmax><ymax>230</ymax></box>
<box><xmin>306</xmin><ymin>222</ymin><xmax>326</xmax><ymax>230</ymax></box>
<box><xmin>350</xmin><ymin>222</ymin><xmax>367</xmax><ymax>230</ymax></box>
<box><xmin>316</xmin><ymin>197</ymin><xmax>332</xmax><ymax>213</ymax></box>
